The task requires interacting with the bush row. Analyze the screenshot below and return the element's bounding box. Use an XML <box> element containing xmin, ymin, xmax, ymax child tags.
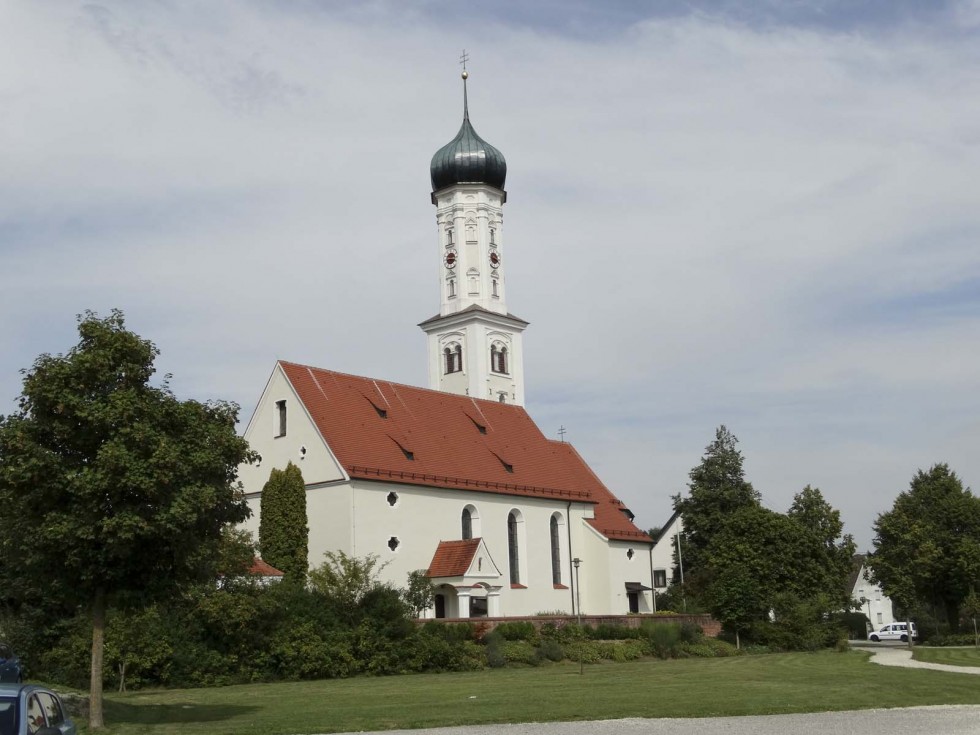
<box><xmin>5</xmin><ymin>586</ymin><xmax>742</xmax><ymax>690</ymax></box>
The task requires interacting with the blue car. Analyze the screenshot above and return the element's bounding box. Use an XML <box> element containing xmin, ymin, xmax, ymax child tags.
<box><xmin>0</xmin><ymin>683</ymin><xmax>77</xmax><ymax>735</ymax></box>
<box><xmin>0</xmin><ymin>646</ymin><xmax>23</xmax><ymax>684</ymax></box>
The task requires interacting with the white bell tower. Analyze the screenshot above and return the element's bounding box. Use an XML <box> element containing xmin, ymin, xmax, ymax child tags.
<box><xmin>419</xmin><ymin>69</ymin><xmax>528</xmax><ymax>406</ymax></box>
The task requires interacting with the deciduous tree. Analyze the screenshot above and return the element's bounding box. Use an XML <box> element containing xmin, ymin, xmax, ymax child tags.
<box><xmin>0</xmin><ymin>311</ymin><xmax>253</xmax><ymax>728</ymax></box>
<box><xmin>870</xmin><ymin>464</ymin><xmax>980</xmax><ymax>632</ymax></box>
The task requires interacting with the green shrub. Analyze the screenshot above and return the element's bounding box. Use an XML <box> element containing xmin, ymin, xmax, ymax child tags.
<box><xmin>539</xmin><ymin>622</ymin><xmax>586</xmax><ymax>643</ymax></box>
<box><xmin>420</xmin><ymin>621</ymin><xmax>476</xmax><ymax>643</ymax></box>
<box><xmin>485</xmin><ymin>636</ymin><xmax>507</xmax><ymax>668</ymax></box>
<box><xmin>502</xmin><ymin>641</ymin><xmax>539</xmax><ymax>665</ymax></box>
<box><xmin>536</xmin><ymin>639</ymin><xmax>565</xmax><ymax>662</ymax></box>
<box><xmin>609</xmin><ymin>640</ymin><xmax>646</xmax><ymax>662</ymax></box>
<box><xmin>589</xmin><ymin>623</ymin><xmax>641</xmax><ymax>640</ymax></box>
<box><xmin>643</xmin><ymin>622</ymin><xmax>682</xmax><ymax>659</ymax></box>
<box><xmin>925</xmin><ymin>633</ymin><xmax>977</xmax><ymax>646</ymax></box>
<box><xmin>494</xmin><ymin>621</ymin><xmax>537</xmax><ymax>642</ymax></box>
<box><xmin>680</xmin><ymin>642</ymin><xmax>715</xmax><ymax>657</ymax></box>
<box><xmin>678</xmin><ymin>621</ymin><xmax>704</xmax><ymax>643</ymax></box>
<box><xmin>564</xmin><ymin>641</ymin><xmax>604</xmax><ymax>664</ymax></box>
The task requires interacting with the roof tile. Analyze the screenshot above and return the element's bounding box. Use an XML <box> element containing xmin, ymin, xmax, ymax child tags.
<box><xmin>279</xmin><ymin>362</ymin><xmax>651</xmax><ymax>543</ymax></box>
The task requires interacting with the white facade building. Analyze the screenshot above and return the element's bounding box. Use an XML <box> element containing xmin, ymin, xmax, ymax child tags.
<box><xmin>850</xmin><ymin>554</ymin><xmax>896</xmax><ymax>629</ymax></box>
<box><xmin>238</xmin><ymin>72</ymin><xmax>654</xmax><ymax>618</ymax></box>
<box><xmin>649</xmin><ymin>512</ymin><xmax>684</xmax><ymax>606</ymax></box>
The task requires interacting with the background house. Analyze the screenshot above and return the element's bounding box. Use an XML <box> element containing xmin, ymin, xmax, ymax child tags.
<box><xmin>850</xmin><ymin>553</ymin><xmax>895</xmax><ymax>629</ymax></box>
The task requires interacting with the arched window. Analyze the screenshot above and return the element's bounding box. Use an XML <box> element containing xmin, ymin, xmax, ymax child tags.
<box><xmin>508</xmin><ymin>511</ymin><xmax>521</xmax><ymax>585</ymax></box>
<box><xmin>550</xmin><ymin>515</ymin><xmax>562</xmax><ymax>585</ymax></box>
<box><xmin>491</xmin><ymin>344</ymin><xmax>508</xmax><ymax>375</ymax></box>
<box><xmin>448</xmin><ymin>278</ymin><xmax>456</xmax><ymax>298</ymax></box>
<box><xmin>444</xmin><ymin>344</ymin><xmax>462</xmax><ymax>374</ymax></box>
<box><xmin>461</xmin><ymin>504</ymin><xmax>480</xmax><ymax>539</ymax></box>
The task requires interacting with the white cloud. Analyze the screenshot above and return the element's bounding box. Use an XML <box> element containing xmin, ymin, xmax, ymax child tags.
<box><xmin>2</xmin><ymin>1</ymin><xmax>979</xmax><ymax>548</ymax></box>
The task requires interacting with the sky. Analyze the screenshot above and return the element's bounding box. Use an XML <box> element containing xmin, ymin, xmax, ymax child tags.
<box><xmin>2</xmin><ymin>0</ymin><xmax>979</xmax><ymax>550</ymax></box>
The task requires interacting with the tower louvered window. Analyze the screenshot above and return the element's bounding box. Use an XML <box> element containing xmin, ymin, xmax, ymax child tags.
<box><xmin>444</xmin><ymin>344</ymin><xmax>462</xmax><ymax>374</ymax></box>
<box><xmin>491</xmin><ymin>344</ymin><xmax>508</xmax><ymax>375</ymax></box>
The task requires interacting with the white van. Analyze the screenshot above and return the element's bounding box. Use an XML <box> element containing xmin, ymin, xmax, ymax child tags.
<box><xmin>869</xmin><ymin>622</ymin><xmax>917</xmax><ymax>642</ymax></box>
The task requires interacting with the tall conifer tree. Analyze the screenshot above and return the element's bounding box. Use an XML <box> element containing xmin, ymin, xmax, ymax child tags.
<box><xmin>259</xmin><ymin>461</ymin><xmax>309</xmax><ymax>583</ymax></box>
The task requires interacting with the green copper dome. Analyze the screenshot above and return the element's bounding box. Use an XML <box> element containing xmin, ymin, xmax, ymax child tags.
<box><xmin>430</xmin><ymin>76</ymin><xmax>507</xmax><ymax>193</ymax></box>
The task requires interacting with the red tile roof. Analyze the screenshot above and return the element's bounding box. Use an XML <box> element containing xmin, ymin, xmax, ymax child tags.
<box><xmin>248</xmin><ymin>558</ymin><xmax>284</xmax><ymax>577</ymax></box>
<box><xmin>279</xmin><ymin>361</ymin><xmax>652</xmax><ymax>543</ymax></box>
<box><xmin>426</xmin><ymin>539</ymin><xmax>482</xmax><ymax>577</ymax></box>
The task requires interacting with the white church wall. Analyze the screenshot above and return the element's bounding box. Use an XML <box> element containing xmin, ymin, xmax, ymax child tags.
<box><xmin>239</xmin><ymin>365</ymin><xmax>348</xmax><ymax>558</ymax></box>
<box><xmin>239</xmin><ymin>366</ymin><xmax>346</xmax><ymax>492</ymax></box>
<box><xmin>336</xmin><ymin>479</ymin><xmax>591</xmax><ymax>617</ymax></box>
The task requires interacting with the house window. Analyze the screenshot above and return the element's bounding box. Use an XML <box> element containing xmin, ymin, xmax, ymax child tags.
<box><xmin>491</xmin><ymin>344</ymin><xmax>508</xmax><ymax>374</ymax></box>
<box><xmin>508</xmin><ymin>511</ymin><xmax>520</xmax><ymax>585</ymax></box>
<box><xmin>444</xmin><ymin>344</ymin><xmax>462</xmax><ymax>374</ymax></box>
<box><xmin>462</xmin><ymin>507</ymin><xmax>473</xmax><ymax>540</ymax></box>
<box><xmin>653</xmin><ymin>569</ymin><xmax>668</xmax><ymax>588</ymax></box>
<box><xmin>550</xmin><ymin>515</ymin><xmax>562</xmax><ymax>585</ymax></box>
<box><xmin>877</xmin><ymin>612</ymin><xmax>883</xmax><ymax>624</ymax></box>
<box><xmin>275</xmin><ymin>400</ymin><xmax>287</xmax><ymax>437</ymax></box>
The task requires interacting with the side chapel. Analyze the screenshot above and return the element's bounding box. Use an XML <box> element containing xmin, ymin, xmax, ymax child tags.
<box><xmin>239</xmin><ymin>70</ymin><xmax>655</xmax><ymax>618</ymax></box>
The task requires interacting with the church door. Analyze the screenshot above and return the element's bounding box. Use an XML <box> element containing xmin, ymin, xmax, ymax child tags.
<box><xmin>435</xmin><ymin>594</ymin><xmax>446</xmax><ymax>619</ymax></box>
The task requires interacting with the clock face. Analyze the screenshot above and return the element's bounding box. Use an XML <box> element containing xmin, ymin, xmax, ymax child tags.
<box><xmin>444</xmin><ymin>250</ymin><xmax>458</xmax><ymax>269</ymax></box>
<box><xmin>489</xmin><ymin>251</ymin><xmax>501</xmax><ymax>268</ymax></box>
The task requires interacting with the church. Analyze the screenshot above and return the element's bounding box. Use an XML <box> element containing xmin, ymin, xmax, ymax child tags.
<box><xmin>238</xmin><ymin>70</ymin><xmax>656</xmax><ymax>618</ymax></box>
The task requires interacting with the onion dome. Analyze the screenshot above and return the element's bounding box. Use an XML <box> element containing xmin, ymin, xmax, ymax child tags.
<box><xmin>430</xmin><ymin>71</ymin><xmax>507</xmax><ymax>193</ymax></box>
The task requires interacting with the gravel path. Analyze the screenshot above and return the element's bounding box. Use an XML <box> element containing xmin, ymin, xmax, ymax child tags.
<box><xmin>327</xmin><ymin>706</ymin><xmax>980</xmax><ymax>735</ymax></box>
<box><xmin>854</xmin><ymin>642</ymin><xmax>980</xmax><ymax>675</ymax></box>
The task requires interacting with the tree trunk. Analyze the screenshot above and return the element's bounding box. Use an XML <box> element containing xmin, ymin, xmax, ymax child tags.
<box><xmin>89</xmin><ymin>587</ymin><xmax>106</xmax><ymax>729</ymax></box>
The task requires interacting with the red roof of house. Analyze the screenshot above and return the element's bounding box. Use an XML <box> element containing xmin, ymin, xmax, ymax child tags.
<box><xmin>427</xmin><ymin>539</ymin><xmax>482</xmax><ymax>577</ymax></box>
<box><xmin>278</xmin><ymin>361</ymin><xmax>651</xmax><ymax>543</ymax></box>
<box><xmin>249</xmin><ymin>558</ymin><xmax>284</xmax><ymax>577</ymax></box>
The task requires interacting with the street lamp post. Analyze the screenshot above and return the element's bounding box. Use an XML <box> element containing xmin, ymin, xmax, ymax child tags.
<box><xmin>572</xmin><ymin>558</ymin><xmax>582</xmax><ymax>625</ymax></box>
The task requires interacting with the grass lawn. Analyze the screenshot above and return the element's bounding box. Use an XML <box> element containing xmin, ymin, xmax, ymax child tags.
<box><xmin>86</xmin><ymin>651</ymin><xmax>980</xmax><ymax>735</ymax></box>
<box><xmin>913</xmin><ymin>646</ymin><xmax>980</xmax><ymax>667</ymax></box>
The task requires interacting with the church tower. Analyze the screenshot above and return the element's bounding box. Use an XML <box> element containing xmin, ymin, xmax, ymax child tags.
<box><xmin>419</xmin><ymin>70</ymin><xmax>528</xmax><ymax>405</ymax></box>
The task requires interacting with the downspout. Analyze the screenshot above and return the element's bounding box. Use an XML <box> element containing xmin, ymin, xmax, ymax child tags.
<box><xmin>566</xmin><ymin>500</ymin><xmax>575</xmax><ymax>616</ymax></box>
<box><xmin>649</xmin><ymin>544</ymin><xmax>656</xmax><ymax>613</ymax></box>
